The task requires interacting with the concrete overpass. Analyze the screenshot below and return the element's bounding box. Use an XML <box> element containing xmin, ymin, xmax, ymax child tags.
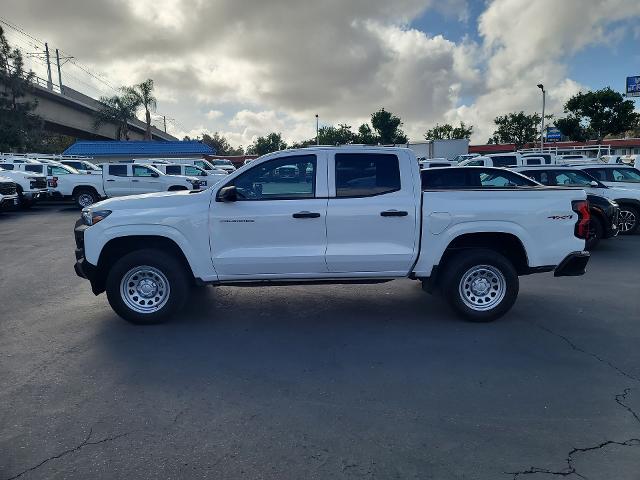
<box><xmin>15</xmin><ymin>76</ymin><xmax>177</xmax><ymax>141</ymax></box>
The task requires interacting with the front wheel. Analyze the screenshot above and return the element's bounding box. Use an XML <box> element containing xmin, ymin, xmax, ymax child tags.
<box><xmin>618</xmin><ymin>205</ymin><xmax>639</xmax><ymax>235</ymax></box>
<box><xmin>74</xmin><ymin>189</ymin><xmax>98</xmax><ymax>209</ymax></box>
<box><xmin>440</xmin><ymin>249</ymin><xmax>519</xmax><ymax>322</ymax></box>
<box><xmin>105</xmin><ymin>249</ymin><xmax>189</xmax><ymax>324</ymax></box>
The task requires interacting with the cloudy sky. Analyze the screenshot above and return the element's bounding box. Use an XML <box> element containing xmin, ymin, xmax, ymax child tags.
<box><xmin>3</xmin><ymin>0</ymin><xmax>640</xmax><ymax>147</ymax></box>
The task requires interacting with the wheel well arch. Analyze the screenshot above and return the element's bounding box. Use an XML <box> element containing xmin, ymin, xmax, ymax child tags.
<box><xmin>613</xmin><ymin>199</ymin><xmax>640</xmax><ymax>210</ymax></box>
<box><xmin>72</xmin><ymin>185</ymin><xmax>99</xmax><ymax>197</ymax></box>
<box><xmin>441</xmin><ymin>232</ymin><xmax>529</xmax><ymax>275</ymax></box>
<box><xmin>92</xmin><ymin>235</ymin><xmax>195</xmax><ymax>294</ymax></box>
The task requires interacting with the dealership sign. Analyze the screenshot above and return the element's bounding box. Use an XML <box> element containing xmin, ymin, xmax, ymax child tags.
<box><xmin>546</xmin><ymin>126</ymin><xmax>562</xmax><ymax>142</ymax></box>
<box><xmin>627</xmin><ymin>76</ymin><xmax>640</xmax><ymax>97</ymax></box>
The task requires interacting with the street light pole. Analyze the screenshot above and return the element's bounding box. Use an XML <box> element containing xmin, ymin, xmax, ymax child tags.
<box><xmin>537</xmin><ymin>84</ymin><xmax>545</xmax><ymax>151</ymax></box>
<box><xmin>315</xmin><ymin>114</ymin><xmax>319</xmax><ymax>146</ymax></box>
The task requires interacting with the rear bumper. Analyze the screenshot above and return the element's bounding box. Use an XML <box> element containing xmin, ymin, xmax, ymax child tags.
<box><xmin>554</xmin><ymin>251</ymin><xmax>590</xmax><ymax>277</ymax></box>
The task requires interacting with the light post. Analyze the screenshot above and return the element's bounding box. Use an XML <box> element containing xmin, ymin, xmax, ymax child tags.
<box><xmin>315</xmin><ymin>114</ymin><xmax>319</xmax><ymax>145</ymax></box>
<box><xmin>537</xmin><ymin>84</ymin><xmax>545</xmax><ymax>151</ymax></box>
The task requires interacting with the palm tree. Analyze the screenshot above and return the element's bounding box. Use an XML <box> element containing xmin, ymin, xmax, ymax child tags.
<box><xmin>94</xmin><ymin>91</ymin><xmax>141</xmax><ymax>141</ymax></box>
<box><xmin>124</xmin><ymin>79</ymin><xmax>157</xmax><ymax>140</ymax></box>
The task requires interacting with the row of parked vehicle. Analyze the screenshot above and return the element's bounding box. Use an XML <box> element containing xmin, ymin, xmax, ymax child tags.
<box><xmin>0</xmin><ymin>154</ymin><xmax>238</xmax><ymax>211</ymax></box>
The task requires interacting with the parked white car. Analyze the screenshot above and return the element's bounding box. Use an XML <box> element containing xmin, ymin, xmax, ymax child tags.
<box><xmin>74</xmin><ymin>146</ymin><xmax>589</xmax><ymax>324</ymax></box>
<box><xmin>209</xmin><ymin>158</ymin><xmax>236</xmax><ymax>173</ymax></box>
<box><xmin>459</xmin><ymin>153</ymin><xmax>545</xmax><ymax>168</ymax></box>
<box><xmin>419</xmin><ymin>158</ymin><xmax>456</xmax><ymax>169</ymax></box>
<box><xmin>0</xmin><ymin>166</ymin><xmax>48</xmax><ymax>208</ymax></box>
<box><xmin>141</xmin><ymin>157</ymin><xmax>229</xmax><ymax>176</ymax></box>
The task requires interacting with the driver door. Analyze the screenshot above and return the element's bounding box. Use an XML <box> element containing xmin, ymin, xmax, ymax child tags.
<box><xmin>209</xmin><ymin>153</ymin><xmax>329</xmax><ymax>278</ymax></box>
<box><xmin>131</xmin><ymin>165</ymin><xmax>163</xmax><ymax>193</ymax></box>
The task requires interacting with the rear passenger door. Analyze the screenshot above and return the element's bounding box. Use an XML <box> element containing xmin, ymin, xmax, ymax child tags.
<box><xmin>325</xmin><ymin>151</ymin><xmax>419</xmax><ymax>275</ymax></box>
<box><xmin>103</xmin><ymin>165</ymin><xmax>132</xmax><ymax>196</ymax></box>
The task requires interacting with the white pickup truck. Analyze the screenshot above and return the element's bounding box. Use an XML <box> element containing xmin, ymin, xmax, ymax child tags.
<box><xmin>0</xmin><ymin>175</ymin><xmax>19</xmax><ymax>210</ymax></box>
<box><xmin>73</xmin><ymin>147</ymin><xmax>590</xmax><ymax>325</ymax></box>
<box><xmin>0</xmin><ymin>166</ymin><xmax>48</xmax><ymax>208</ymax></box>
<box><xmin>12</xmin><ymin>162</ymin><xmax>202</xmax><ymax>208</ymax></box>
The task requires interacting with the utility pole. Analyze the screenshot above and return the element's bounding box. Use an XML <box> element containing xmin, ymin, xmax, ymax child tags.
<box><xmin>163</xmin><ymin>115</ymin><xmax>167</xmax><ymax>133</ymax></box>
<box><xmin>55</xmin><ymin>49</ymin><xmax>63</xmax><ymax>91</ymax></box>
<box><xmin>537</xmin><ymin>84</ymin><xmax>545</xmax><ymax>151</ymax></box>
<box><xmin>44</xmin><ymin>43</ymin><xmax>53</xmax><ymax>90</ymax></box>
<box><xmin>315</xmin><ymin>114</ymin><xmax>319</xmax><ymax>145</ymax></box>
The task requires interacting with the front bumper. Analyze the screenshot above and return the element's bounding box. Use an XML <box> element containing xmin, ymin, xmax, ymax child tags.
<box><xmin>23</xmin><ymin>190</ymin><xmax>47</xmax><ymax>201</ymax></box>
<box><xmin>554</xmin><ymin>251</ymin><xmax>590</xmax><ymax>277</ymax></box>
<box><xmin>73</xmin><ymin>221</ymin><xmax>103</xmax><ymax>294</ymax></box>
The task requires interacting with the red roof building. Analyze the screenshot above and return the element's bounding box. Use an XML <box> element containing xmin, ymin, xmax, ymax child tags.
<box><xmin>469</xmin><ymin>138</ymin><xmax>640</xmax><ymax>156</ymax></box>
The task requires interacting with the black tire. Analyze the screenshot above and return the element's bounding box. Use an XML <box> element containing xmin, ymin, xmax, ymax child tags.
<box><xmin>105</xmin><ymin>249</ymin><xmax>190</xmax><ymax>324</ymax></box>
<box><xmin>440</xmin><ymin>249</ymin><xmax>519</xmax><ymax>322</ymax></box>
<box><xmin>618</xmin><ymin>205</ymin><xmax>639</xmax><ymax>235</ymax></box>
<box><xmin>74</xmin><ymin>188</ymin><xmax>98</xmax><ymax>209</ymax></box>
<box><xmin>586</xmin><ymin>215</ymin><xmax>603</xmax><ymax>250</ymax></box>
<box><xmin>15</xmin><ymin>187</ymin><xmax>32</xmax><ymax>210</ymax></box>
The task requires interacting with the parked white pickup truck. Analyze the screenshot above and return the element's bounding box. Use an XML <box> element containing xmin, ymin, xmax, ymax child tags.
<box><xmin>0</xmin><ymin>166</ymin><xmax>48</xmax><ymax>208</ymax></box>
<box><xmin>74</xmin><ymin>147</ymin><xmax>590</xmax><ymax>324</ymax></box>
<box><xmin>0</xmin><ymin>175</ymin><xmax>19</xmax><ymax>210</ymax></box>
<box><xmin>137</xmin><ymin>162</ymin><xmax>227</xmax><ymax>188</ymax></box>
<box><xmin>12</xmin><ymin>162</ymin><xmax>202</xmax><ymax>208</ymax></box>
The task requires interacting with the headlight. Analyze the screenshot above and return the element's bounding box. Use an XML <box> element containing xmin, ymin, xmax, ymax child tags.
<box><xmin>81</xmin><ymin>208</ymin><xmax>111</xmax><ymax>226</ymax></box>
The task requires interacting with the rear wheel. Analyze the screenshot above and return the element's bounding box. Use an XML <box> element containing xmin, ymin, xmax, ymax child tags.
<box><xmin>74</xmin><ymin>188</ymin><xmax>98</xmax><ymax>209</ymax></box>
<box><xmin>440</xmin><ymin>249</ymin><xmax>519</xmax><ymax>322</ymax></box>
<box><xmin>16</xmin><ymin>187</ymin><xmax>32</xmax><ymax>210</ymax></box>
<box><xmin>586</xmin><ymin>215</ymin><xmax>603</xmax><ymax>250</ymax></box>
<box><xmin>618</xmin><ymin>205</ymin><xmax>639</xmax><ymax>235</ymax></box>
<box><xmin>106</xmin><ymin>249</ymin><xmax>189</xmax><ymax>324</ymax></box>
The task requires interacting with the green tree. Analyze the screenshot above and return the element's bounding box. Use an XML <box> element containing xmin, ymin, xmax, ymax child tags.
<box><xmin>424</xmin><ymin>122</ymin><xmax>473</xmax><ymax>140</ymax></box>
<box><xmin>0</xmin><ymin>26</ymin><xmax>43</xmax><ymax>152</ymax></box>
<box><xmin>489</xmin><ymin>111</ymin><xmax>542</xmax><ymax>148</ymax></box>
<box><xmin>370</xmin><ymin>108</ymin><xmax>407</xmax><ymax>144</ymax></box>
<box><xmin>556</xmin><ymin>87</ymin><xmax>640</xmax><ymax>142</ymax></box>
<box><xmin>198</xmin><ymin>132</ymin><xmax>244</xmax><ymax>155</ymax></box>
<box><xmin>247</xmin><ymin>132</ymin><xmax>287</xmax><ymax>156</ymax></box>
<box><xmin>124</xmin><ymin>79</ymin><xmax>157</xmax><ymax>140</ymax></box>
<box><xmin>94</xmin><ymin>91</ymin><xmax>141</xmax><ymax>141</ymax></box>
<box><xmin>317</xmin><ymin>123</ymin><xmax>355</xmax><ymax>145</ymax></box>
<box><xmin>354</xmin><ymin>123</ymin><xmax>377</xmax><ymax>144</ymax></box>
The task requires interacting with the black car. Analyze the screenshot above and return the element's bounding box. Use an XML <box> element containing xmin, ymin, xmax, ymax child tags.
<box><xmin>585</xmin><ymin>193</ymin><xmax>619</xmax><ymax>249</ymax></box>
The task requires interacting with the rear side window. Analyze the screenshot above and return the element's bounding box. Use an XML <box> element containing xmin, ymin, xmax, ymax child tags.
<box><xmin>421</xmin><ymin>169</ymin><xmax>467</xmax><ymax>189</ymax></box>
<box><xmin>165</xmin><ymin>166</ymin><xmax>181</xmax><ymax>175</ymax></box>
<box><xmin>335</xmin><ymin>153</ymin><xmax>400</xmax><ymax>197</ymax></box>
<box><xmin>25</xmin><ymin>165</ymin><xmax>44</xmax><ymax>173</ymax></box>
<box><xmin>0</xmin><ymin>163</ymin><xmax>15</xmax><ymax>170</ymax></box>
<box><xmin>490</xmin><ymin>156</ymin><xmax>517</xmax><ymax>167</ymax></box>
<box><xmin>108</xmin><ymin>165</ymin><xmax>128</xmax><ymax>176</ymax></box>
<box><xmin>525</xmin><ymin>158</ymin><xmax>542</xmax><ymax>165</ymax></box>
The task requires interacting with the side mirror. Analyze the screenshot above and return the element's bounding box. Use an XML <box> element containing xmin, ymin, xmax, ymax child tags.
<box><xmin>151</xmin><ymin>172</ymin><xmax>160</xmax><ymax>178</ymax></box>
<box><xmin>590</xmin><ymin>180</ymin><xmax>599</xmax><ymax>187</ymax></box>
<box><xmin>217</xmin><ymin>185</ymin><xmax>237</xmax><ymax>202</ymax></box>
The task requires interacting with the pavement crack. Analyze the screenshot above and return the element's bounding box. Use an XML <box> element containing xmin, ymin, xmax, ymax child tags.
<box><xmin>5</xmin><ymin>427</ymin><xmax>129</xmax><ymax>480</ymax></box>
<box><xmin>528</xmin><ymin>322</ymin><xmax>640</xmax><ymax>383</ymax></box>
<box><xmin>505</xmin><ymin>388</ymin><xmax>640</xmax><ymax>479</ymax></box>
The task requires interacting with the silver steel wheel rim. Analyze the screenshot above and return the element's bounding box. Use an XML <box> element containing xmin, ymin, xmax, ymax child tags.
<box><xmin>619</xmin><ymin>210</ymin><xmax>636</xmax><ymax>233</ymax></box>
<box><xmin>459</xmin><ymin>264</ymin><xmax>506</xmax><ymax>312</ymax></box>
<box><xmin>78</xmin><ymin>193</ymin><xmax>94</xmax><ymax>207</ymax></box>
<box><xmin>120</xmin><ymin>265</ymin><xmax>170</xmax><ymax>314</ymax></box>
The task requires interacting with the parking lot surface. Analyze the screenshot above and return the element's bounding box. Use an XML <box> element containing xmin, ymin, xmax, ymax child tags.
<box><xmin>1</xmin><ymin>204</ymin><xmax>639</xmax><ymax>479</ymax></box>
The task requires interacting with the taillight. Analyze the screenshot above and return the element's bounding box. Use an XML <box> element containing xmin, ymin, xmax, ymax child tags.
<box><xmin>572</xmin><ymin>200</ymin><xmax>590</xmax><ymax>240</ymax></box>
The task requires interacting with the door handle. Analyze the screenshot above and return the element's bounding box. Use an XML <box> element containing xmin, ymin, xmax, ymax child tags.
<box><xmin>106</xmin><ymin>179</ymin><xmax>115</xmax><ymax>182</ymax></box>
<box><xmin>292</xmin><ymin>211</ymin><xmax>321</xmax><ymax>219</ymax></box>
<box><xmin>380</xmin><ymin>210</ymin><xmax>408</xmax><ymax>217</ymax></box>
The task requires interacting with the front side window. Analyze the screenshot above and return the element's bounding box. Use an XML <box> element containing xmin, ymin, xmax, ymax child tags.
<box><xmin>335</xmin><ymin>153</ymin><xmax>400</xmax><ymax>197</ymax></box>
<box><xmin>552</xmin><ymin>171</ymin><xmax>596</xmax><ymax>186</ymax></box>
<box><xmin>478</xmin><ymin>170</ymin><xmax>536</xmax><ymax>187</ymax></box>
<box><xmin>185</xmin><ymin>166</ymin><xmax>205</xmax><ymax>176</ymax></box>
<box><xmin>230</xmin><ymin>155</ymin><xmax>316</xmax><ymax>200</ymax></box>
<box><xmin>48</xmin><ymin>166</ymin><xmax>72</xmax><ymax>175</ymax></box>
<box><xmin>108</xmin><ymin>165</ymin><xmax>128</xmax><ymax>176</ymax></box>
<box><xmin>611</xmin><ymin>168</ymin><xmax>640</xmax><ymax>182</ymax></box>
<box><xmin>421</xmin><ymin>169</ymin><xmax>467</xmax><ymax>189</ymax></box>
<box><xmin>133</xmin><ymin>166</ymin><xmax>157</xmax><ymax>177</ymax></box>
<box><xmin>195</xmin><ymin>161</ymin><xmax>210</xmax><ymax>170</ymax></box>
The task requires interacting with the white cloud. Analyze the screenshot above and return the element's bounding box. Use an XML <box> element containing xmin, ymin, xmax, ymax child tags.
<box><xmin>205</xmin><ymin>110</ymin><xmax>223</xmax><ymax>120</ymax></box>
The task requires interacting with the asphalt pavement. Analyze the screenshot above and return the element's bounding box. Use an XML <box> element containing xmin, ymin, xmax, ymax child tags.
<box><xmin>1</xmin><ymin>203</ymin><xmax>639</xmax><ymax>479</ymax></box>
